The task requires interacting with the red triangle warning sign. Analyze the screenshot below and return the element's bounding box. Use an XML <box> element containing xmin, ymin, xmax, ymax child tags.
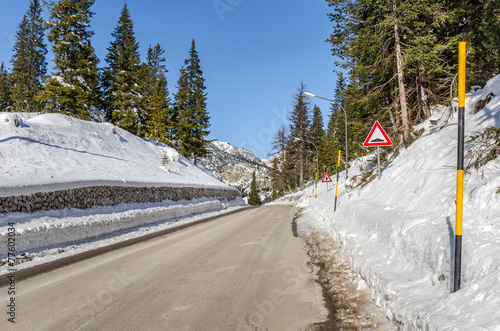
<box><xmin>363</xmin><ymin>121</ymin><xmax>393</xmax><ymax>147</ymax></box>
<box><xmin>322</xmin><ymin>173</ymin><xmax>333</xmax><ymax>183</ymax></box>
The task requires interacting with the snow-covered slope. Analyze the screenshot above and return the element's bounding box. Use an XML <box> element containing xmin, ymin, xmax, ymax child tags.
<box><xmin>282</xmin><ymin>75</ymin><xmax>500</xmax><ymax>329</ymax></box>
<box><xmin>0</xmin><ymin>112</ymin><xmax>226</xmax><ymax>197</ymax></box>
<box><xmin>201</xmin><ymin>141</ymin><xmax>271</xmax><ymax>197</ymax></box>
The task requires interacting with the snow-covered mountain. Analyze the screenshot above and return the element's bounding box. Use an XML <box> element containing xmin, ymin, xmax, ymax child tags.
<box><xmin>201</xmin><ymin>141</ymin><xmax>272</xmax><ymax>200</ymax></box>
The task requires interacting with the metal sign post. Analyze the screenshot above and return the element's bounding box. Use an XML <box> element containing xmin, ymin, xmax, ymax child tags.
<box><xmin>377</xmin><ymin>147</ymin><xmax>381</xmax><ymax>180</ymax></box>
<box><xmin>334</xmin><ymin>150</ymin><xmax>341</xmax><ymax>211</ymax></box>
<box><xmin>363</xmin><ymin>121</ymin><xmax>393</xmax><ymax>179</ymax></box>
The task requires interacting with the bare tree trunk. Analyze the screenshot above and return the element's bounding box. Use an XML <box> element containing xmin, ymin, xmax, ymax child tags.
<box><xmin>395</xmin><ymin>99</ymin><xmax>401</xmax><ymax>129</ymax></box>
<box><xmin>417</xmin><ymin>65</ymin><xmax>432</xmax><ymax>118</ymax></box>
<box><xmin>393</xmin><ymin>2</ymin><xmax>410</xmax><ymax>145</ymax></box>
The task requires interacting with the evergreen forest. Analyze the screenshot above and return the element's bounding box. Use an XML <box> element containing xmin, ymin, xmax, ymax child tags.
<box><xmin>269</xmin><ymin>0</ymin><xmax>500</xmax><ymax>198</ymax></box>
<box><xmin>0</xmin><ymin>0</ymin><xmax>210</xmax><ymax>162</ymax></box>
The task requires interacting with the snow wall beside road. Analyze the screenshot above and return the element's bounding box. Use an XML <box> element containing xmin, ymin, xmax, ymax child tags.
<box><xmin>0</xmin><ymin>196</ymin><xmax>245</xmax><ymax>257</ymax></box>
<box><xmin>0</xmin><ymin>185</ymin><xmax>240</xmax><ymax>214</ymax></box>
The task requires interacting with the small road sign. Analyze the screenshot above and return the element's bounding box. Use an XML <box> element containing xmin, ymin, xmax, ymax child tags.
<box><xmin>363</xmin><ymin>121</ymin><xmax>393</xmax><ymax>147</ymax></box>
<box><xmin>322</xmin><ymin>173</ymin><xmax>333</xmax><ymax>183</ymax></box>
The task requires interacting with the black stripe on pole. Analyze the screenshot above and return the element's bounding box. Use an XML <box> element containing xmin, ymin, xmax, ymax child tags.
<box><xmin>454</xmin><ymin>234</ymin><xmax>462</xmax><ymax>292</ymax></box>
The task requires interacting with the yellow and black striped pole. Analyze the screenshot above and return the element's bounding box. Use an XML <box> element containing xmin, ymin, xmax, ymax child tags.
<box><xmin>315</xmin><ymin>172</ymin><xmax>318</xmax><ymax>199</ymax></box>
<box><xmin>334</xmin><ymin>150</ymin><xmax>341</xmax><ymax>212</ymax></box>
<box><xmin>454</xmin><ymin>41</ymin><xmax>466</xmax><ymax>292</ymax></box>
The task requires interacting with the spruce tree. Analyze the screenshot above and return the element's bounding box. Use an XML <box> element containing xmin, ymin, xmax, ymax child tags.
<box><xmin>321</xmin><ymin>76</ymin><xmax>344</xmax><ymax>170</ymax></box>
<box><xmin>287</xmin><ymin>81</ymin><xmax>311</xmax><ymax>188</ymax></box>
<box><xmin>187</xmin><ymin>39</ymin><xmax>210</xmax><ymax>162</ymax></box>
<box><xmin>174</xmin><ymin>67</ymin><xmax>191</xmax><ymax>152</ymax></box>
<box><xmin>174</xmin><ymin>39</ymin><xmax>210</xmax><ymax>162</ymax></box>
<box><xmin>309</xmin><ymin>105</ymin><xmax>325</xmax><ymax>153</ymax></box>
<box><xmin>324</xmin><ymin>74</ymin><xmax>349</xmax><ymax>170</ymax></box>
<box><xmin>248</xmin><ymin>171</ymin><xmax>261</xmax><ymax>205</ymax></box>
<box><xmin>270</xmin><ymin>124</ymin><xmax>289</xmax><ymax>196</ymax></box>
<box><xmin>41</xmin><ymin>0</ymin><xmax>99</xmax><ymax>119</ymax></box>
<box><xmin>450</xmin><ymin>0</ymin><xmax>500</xmax><ymax>83</ymax></box>
<box><xmin>309</xmin><ymin>105</ymin><xmax>325</xmax><ymax>176</ymax></box>
<box><xmin>9</xmin><ymin>0</ymin><xmax>47</xmax><ymax>112</ymax></box>
<box><xmin>102</xmin><ymin>4</ymin><xmax>143</xmax><ymax>134</ymax></box>
<box><xmin>0</xmin><ymin>62</ymin><xmax>11</xmax><ymax>111</ymax></box>
<box><xmin>481</xmin><ymin>0</ymin><xmax>500</xmax><ymax>56</ymax></box>
<box><xmin>320</xmin><ymin>111</ymin><xmax>340</xmax><ymax>173</ymax></box>
<box><xmin>144</xmin><ymin>44</ymin><xmax>174</xmax><ymax>143</ymax></box>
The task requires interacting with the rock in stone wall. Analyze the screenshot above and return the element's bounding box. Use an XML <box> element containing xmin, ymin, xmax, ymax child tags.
<box><xmin>0</xmin><ymin>186</ymin><xmax>239</xmax><ymax>214</ymax></box>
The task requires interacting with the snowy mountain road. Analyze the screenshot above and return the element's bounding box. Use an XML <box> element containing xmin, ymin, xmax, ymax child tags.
<box><xmin>1</xmin><ymin>204</ymin><xmax>327</xmax><ymax>330</ymax></box>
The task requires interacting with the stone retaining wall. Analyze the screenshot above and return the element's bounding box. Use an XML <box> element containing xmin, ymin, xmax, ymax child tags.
<box><xmin>0</xmin><ymin>186</ymin><xmax>239</xmax><ymax>214</ymax></box>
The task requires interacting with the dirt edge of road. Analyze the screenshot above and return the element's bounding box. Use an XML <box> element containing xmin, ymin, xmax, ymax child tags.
<box><xmin>294</xmin><ymin>209</ymin><xmax>393</xmax><ymax>330</ymax></box>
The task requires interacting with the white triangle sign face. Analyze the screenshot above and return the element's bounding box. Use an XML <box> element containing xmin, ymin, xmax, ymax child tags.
<box><xmin>322</xmin><ymin>172</ymin><xmax>333</xmax><ymax>183</ymax></box>
<box><xmin>363</xmin><ymin>121</ymin><xmax>393</xmax><ymax>147</ymax></box>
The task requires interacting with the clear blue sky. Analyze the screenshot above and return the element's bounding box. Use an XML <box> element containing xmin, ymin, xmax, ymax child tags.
<box><xmin>0</xmin><ymin>0</ymin><xmax>340</xmax><ymax>159</ymax></box>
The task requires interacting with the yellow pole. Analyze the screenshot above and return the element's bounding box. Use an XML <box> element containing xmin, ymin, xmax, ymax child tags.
<box><xmin>458</xmin><ymin>42</ymin><xmax>466</xmax><ymax>110</ymax></box>
<box><xmin>454</xmin><ymin>41</ymin><xmax>466</xmax><ymax>292</ymax></box>
<box><xmin>315</xmin><ymin>172</ymin><xmax>317</xmax><ymax>198</ymax></box>
<box><xmin>334</xmin><ymin>150</ymin><xmax>341</xmax><ymax>211</ymax></box>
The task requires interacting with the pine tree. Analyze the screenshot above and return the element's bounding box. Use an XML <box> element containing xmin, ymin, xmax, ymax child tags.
<box><xmin>248</xmin><ymin>170</ymin><xmax>261</xmax><ymax>205</ymax></box>
<box><xmin>174</xmin><ymin>67</ymin><xmax>191</xmax><ymax>152</ymax></box>
<box><xmin>187</xmin><ymin>39</ymin><xmax>210</xmax><ymax>162</ymax></box>
<box><xmin>481</xmin><ymin>0</ymin><xmax>500</xmax><ymax>57</ymax></box>
<box><xmin>318</xmin><ymin>75</ymin><xmax>343</xmax><ymax>172</ymax></box>
<box><xmin>143</xmin><ymin>44</ymin><xmax>174</xmax><ymax>143</ymax></box>
<box><xmin>287</xmin><ymin>81</ymin><xmax>311</xmax><ymax>188</ymax></box>
<box><xmin>9</xmin><ymin>0</ymin><xmax>47</xmax><ymax>112</ymax></box>
<box><xmin>450</xmin><ymin>0</ymin><xmax>500</xmax><ymax>84</ymax></box>
<box><xmin>310</xmin><ymin>105</ymin><xmax>325</xmax><ymax>148</ymax></box>
<box><xmin>0</xmin><ymin>62</ymin><xmax>11</xmax><ymax>111</ymax></box>
<box><xmin>102</xmin><ymin>3</ymin><xmax>143</xmax><ymax>134</ymax></box>
<box><xmin>174</xmin><ymin>39</ymin><xmax>210</xmax><ymax>162</ymax></box>
<box><xmin>270</xmin><ymin>124</ymin><xmax>289</xmax><ymax>196</ymax></box>
<box><xmin>320</xmin><ymin>110</ymin><xmax>340</xmax><ymax>173</ymax></box>
<box><xmin>308</xmin><ymin>105</ymin><xmax>325</xmax><ymax>178</ymax></box>
<box><xmin>41</xmin><ymin>0</ymin><xmax>99</xmax><ymax>119</ymax></box>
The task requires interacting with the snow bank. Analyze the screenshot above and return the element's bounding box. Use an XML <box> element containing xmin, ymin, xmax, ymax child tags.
<box><xmin>0</xmin><ymin>197</ymin><xmax>243</xmax><ymax>257</ymax></box>
<box><xmin>0</xmin><ymin>112</ymin><xmax>226</xmax><ymax>195</ymax></box>
<box><xmin>295</xmin><ymin>75</ymin><xmax>500</xmax><ymax>329</ymax></box>
<box><xmin>0</xmin><ymin>111</ymin><xmax>247</xmax><ymax>273</ymax></box>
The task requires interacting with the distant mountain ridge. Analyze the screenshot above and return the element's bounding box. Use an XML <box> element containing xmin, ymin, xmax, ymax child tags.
<box><xmin>201</xmin><ymin>141</ymin><xmax>271</xmax><ymax>199</ymax></box>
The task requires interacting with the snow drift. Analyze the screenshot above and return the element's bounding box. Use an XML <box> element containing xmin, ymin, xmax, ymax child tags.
<box><xmin>292</xmin><ymin>75</ymin><xmax>500</xmax><ymax>329</ymax></box>
<box><xmin>0</xmin><ymin>112</ymin><xmax>227</xmax><ymax>196</ymax></box>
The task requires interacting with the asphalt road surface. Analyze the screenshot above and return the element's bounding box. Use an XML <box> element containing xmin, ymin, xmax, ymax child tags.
<box><xmin>1</xmin><ymin>204</ymin><xmax>327</xmax><ymax>330</ymax></box>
